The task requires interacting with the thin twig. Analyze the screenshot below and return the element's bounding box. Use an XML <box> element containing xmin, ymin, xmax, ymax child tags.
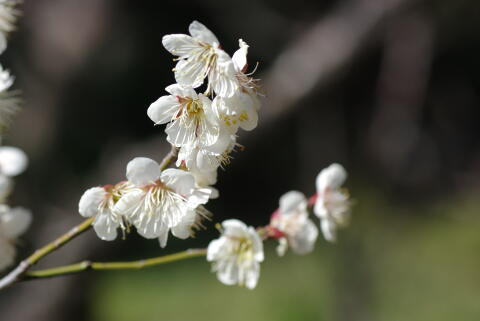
<box><xmin>0</xmin><ymin>217</ymin><xmax>95</xmax><ymax>290</ymax></box>
<box><xmin>159</xmin><ymin>145</ymin><xmax>178</xmax><ymax>170</ymax></box>
<box><xmin>24</xmin><ymin>248</ymin><xmax>207</xmax><ymax>280</ymax></box>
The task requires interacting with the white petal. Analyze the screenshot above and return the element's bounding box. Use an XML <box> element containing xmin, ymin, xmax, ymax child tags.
<box><xmin>236</xmin><ymin>93</ymin><xmax>259</xmax><ymax>131</ymax></box>
<box><xmin>165</xmin><ymin>117</ymin><xmax>196</xmax><ymax>147</ymax></box>
<box><xmin>316</xmin><ymin>163</ymin><xmax>347</xmax><ymax>191</ymax></box>
<box><xmin>217</xmin><ymin>260</ymin><xmax>239</xmax><ymax>286</ymax></box>
<box><xmin>187</xmin><ymin>188</ymin><xmax>211</xmax><ymax>208</ymax></box>
<box><xmin>114</xmin><ymin>189</ymin><xmax>144</xmax><ymax>217</ymax></box>
<box><xmin>174</xmin><ymin>57</ymin><xmax>208</xmax><ymax>89</ymax></box>
<box><xmin>222</xmin><ymin>219</ymin><xmax>248</xmax><ymax>238</ymax></box>
<box><xmin>165</xmin><ymin>84</ymin><xmax>198</xmax><ymax>98</ymax></box>
<box><xmin>207</xmin><ymin>238</ymin><xmax>224</xmax><ymax>261</ymax></box>
<box><xmin>245</xmin><ymin>262</ymin><xmax>260</xmax><ymax>289</ymax></box>
<box><xmin>171</xmin><ymin>210</ymin><xmax>196</xmax><ymax>239</ymax></box>
<box><xmin>313</xmin><ymin>198</ymin><xmax>328</xmax><ymax>219</ymax></box>
<box><xmin>210</xmin><ymin>52</ymin><xmax>239</xmax><ymax>98</ymax></box>
<box><xmin>147</xmin><ymin>95</ymin><xmax>179</xmax><ymax>125</ymax></box>
<box><xmin>279</xmin><ymin>191</ymin><xmax>307</xmax><ymax>214</ymax></box>
<box><xmin>0</xmin><ymin>146</ymin><xmax>28</xmax><ymax>177</ymax></box>
<box><xmin>162</xmin><ymin>34</ymin><xmax>199</xmax><ymax>58</ymax></box>
<box><xmin>126</xmin><ymin>157</ymin><xmax>160</xmax><ymax>186</ymax></box>
<box><xmin>290</xmin><ymin>219</ymin><xmax>318</xmax><ymax>254</ymax></box>
<box><xmin>93</xmin><ymin>212</ymin><xmax>119</xmax><ymax>241</ymax></box>
<box><xmin>249</xmin><ymin>227</ymin><xmax>264</xmax><ymax>262</ymax></box>
<box><xmin>1</xmin><ymin>207</ymin><xmax>32</xmax><ymax>239</ymax></box>
<box><xmin>232</xmin><ymin>39</ymin><xmax>249</xmax><ymax>72</ymax></box>
<box><xmin>157</xmin><ymin>223</ymin><xmax>170</xmax><ymax>247</ymax></box>
<box><xmin>189</xmin><ymin>21</ymin><xmax>219</xmax><ymax>45</ymax></box>
<box><xmin>161</xmin><ymin>168</ymin><xmax>195</xmax><ymax>195</ymax></box>
<box><xmin>320</xmin><ymin>218</ymin><xmax>337</xmax><ymax>242</ymax></box>
<box><xmin>78</xmin><ymin>187</ymin><xmax>105</xmax><ymax>218</ymax></box>
<box><xmin>196</xmin><ymin>148</ymin><xmax>220</xmax><ymax>173</ymax></box>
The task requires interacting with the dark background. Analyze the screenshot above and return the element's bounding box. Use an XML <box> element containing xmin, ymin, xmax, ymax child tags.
<box><xmin>1</xmin><ymin>0</ymin><xmax>480</xmax><ymax>320</ymax></box>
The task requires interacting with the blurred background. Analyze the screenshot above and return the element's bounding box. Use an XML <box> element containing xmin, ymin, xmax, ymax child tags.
<box><xmin>1</xmin><ymin>0</ymin><xmax>480</xmax><ymax>320</ymax></box>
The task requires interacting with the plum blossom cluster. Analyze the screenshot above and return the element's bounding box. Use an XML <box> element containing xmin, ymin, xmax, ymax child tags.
<box><xmin>79</xmin><ymin>21</ymin><xmax>261</xmax><ymax>248</ymax></box>
<box><xmin>77</xmin><ymin>21</ymin><xmax>352</xmax><ymax>291</ymax></box>
<box><xmin>149</xmin><ymin>21</ymin><xmax>260</xmax><ymax>192</ymax></box>
<box><xmin>0</xmin><ymin>1</ymin><xmax>32</xmax><ymax>271</ymax></box>
<box><xmin>207</xmin><ymin>163</ymin><xmax>351</xmax><ymax>289</ymax></box>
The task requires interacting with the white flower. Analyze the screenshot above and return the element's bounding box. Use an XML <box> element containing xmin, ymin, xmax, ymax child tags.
<box><xmin>162</xmin><ymin>21</ymin><xmax>239</xmax><ymax>97</ymax></box>
<box><xmin>207</xmin><ymin>219</ymin><xmax>264</xmax><ymax>289</ymax></box>
<box><xmin>314</xmin><ymin>164</ymin><xmax>351</xmax><ymax>242</ymax></box>
<box><xmin>0</xmin><ymin>146</ymin><xmax>27</xmax><ymax>202</ymax></box>
<box><xmin>114</xmin><ymin>157</ymin><xmax>211</xmax><ymax>247</ymax></box>
<box><xmin>212</xmin><ymin>40</ymin><xmax>260</xmax><ymax>134</ymax></box>
<box><xmin>148</xmin><ymin>84</ymin><xmax>228</xmax><ymax>148</ymax></box>
<box><xmin>175</xmin><ymin>125</ymin><xmax>232</xmax><ymax>174</ymax></box>
<box><xmin>0</xmin><ymin>146</ymin><xmax>27</xmax><ymax>177</ymax></box>
<box><xmin>0</xmin><ymin>66</ymin><xmax>19</xmax><ymax>132</ymax></box>
<box><xmin>78</xmin><ymin>182</ymin><xmax>132</xmax><ymax>241</ymax></box>
<box><xmin>270</xmin><ymin>191</ymin><xmax>318</xmax><ymax>256</ymax></box>
<box><xmin>0</xmin><ymin>0</ymin><xmax>17</xmax><ymax>54</ymax></box>
<box><xmin>0</xmin><ymin>204</ymin><xmax>31</xmax><ymax>270</ymax></box>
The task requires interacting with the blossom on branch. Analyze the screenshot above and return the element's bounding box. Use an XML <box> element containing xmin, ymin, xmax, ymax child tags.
<box><xmin>162</xmin><ymin>20</ymin><xmax>239</xmax><ymax>97</ymax></box>
<box><xmin>212</xmin><ymin>39</ymin><xmax>260</xmax><ymax>134</ymax></box>
<box><xmin>270</xmin><ymin>191</ymin><xmax>318</xmax><ymax>256</ymax></box>
<box><xmin>78</xmin><ymin>182</ymin><xmax>132</xmax><ymax>241</ymax></box>
<box><xmin>148</xmin><ymin>84</ymin><xmax>228</xmax><ymax>149</ymax></box>
<box><xmin>207</xmin><ymin>219</ymin><xmax>264</xmax><ymax>289</ymax></box>
<box><xmin>114</xmin><ymin>157</ymin><xmax>211</xmax><ymax>247</ymax></box>
<box><xmin>314</xmin><ymin>163</ymin><xmax>351</xmax><ymax>242</ymax></box>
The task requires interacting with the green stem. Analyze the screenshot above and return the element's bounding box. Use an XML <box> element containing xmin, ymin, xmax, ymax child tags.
<box><xmin>0</xmin><ymin>217</ymin><xmax>95</xmax><ymax>290</ymax></box>
<box><xmin>25</xmin><ymin>248</ymin><xmax>207</xmax><ymax>280</ymax></box>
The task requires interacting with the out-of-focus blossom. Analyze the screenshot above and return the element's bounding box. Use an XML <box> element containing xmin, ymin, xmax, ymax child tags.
<box><xmin>207</xmin><ymin>219</ymin><xmax>264</xmax><ymax>289</ymax></box>
<box><xmin>0</xmin><ymin>204</ymin><xmax>31</xmax><ymax>270</ymax></box>
<box><xmin>114</xmin><ymin>157</ymin><xmax>211</xmax><ymax>247</ymax></box>
<box><xmin>0</xmin><ymin>0</ymin><xmax>18</xmax><ymax>54</ymax></box>
<box><xmin>162</xmin><ymin>20</ymin><xmax>238</xmax><ymax>97</ymax></box>
<box><xmin>270</xmin><ymin>191</ymin><xmax>318</xmax><ymax>256</ymax></box>
<box><xmin>0</xmin><ymin>146</ymin><xmax>27</xmax><ymax>202</ymax></box>
<box><xmin>314</xmin><ymin>163</ymin><xmax>351</xmax><ymax>242</ymax></box>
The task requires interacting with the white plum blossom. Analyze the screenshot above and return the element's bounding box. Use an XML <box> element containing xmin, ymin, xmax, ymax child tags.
<box><xmin>0</xmin><ymin>0</ymin><xmax>17</xmax><ymax>54</ymax></box>
<box><xmin>114</xmin><ymin>157</ymin><xmax>211</xmax><ymax>247</ymax></box>
<box><xmin>270</xmin><ymin>191</ymin><xmax>318</xmax><ymax>256</ymax></box>
<box><xmin>162</xmin><ymin>21</ymin><xmax>238</xmax><ymax>97</ymax></box>
<box><xmin>0</xmin><ymin>204</ymin><xmax>31</xmax><ymax>270</ymax></box>
<box><xmin>212</xmin><ymin>39</ymin><xmax>260</xmax><ymax>134</ymax></box>
<box><xmin>314</xmin><ymin>163</ymin><xmax>351</xmax><ymax>242</ymax></box>
<box><xmin>162</xmin><ymin>20</ymin><xmax>239</xmax><ymax>98</ymax></box>
<box><xmin>207</xmin><ymin>219</ymin><xmax>264</xmax><ymax>289</ymax></box>
<box><xmin>148</xmin><ymin>84</ymin><xmax>228</xmax><ymax>149</ymax></box>
<box><xmin>78</xmin><ymin>182</ymin><xmax>132</xmax><ymax>241</ymax></box>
